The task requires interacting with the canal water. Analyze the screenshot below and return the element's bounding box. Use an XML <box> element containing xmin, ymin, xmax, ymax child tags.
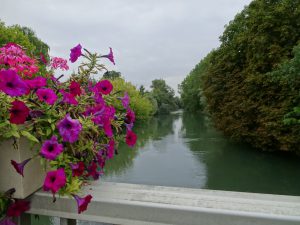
<box><xmin>103</xmin><ymin>110</ymin><xmax>300</xmax><ymax>195</ymax></box>
<box><xmin>33</xmin><ymin>110</ymin><xmax>300</xmax><ymax>224</ymax></box>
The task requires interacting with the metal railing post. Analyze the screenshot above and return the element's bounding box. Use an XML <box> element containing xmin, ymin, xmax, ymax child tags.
<box><xmin>60</xmin><ymin>218</ymin><xmax>77</xmax><ymax>225</ymax></box>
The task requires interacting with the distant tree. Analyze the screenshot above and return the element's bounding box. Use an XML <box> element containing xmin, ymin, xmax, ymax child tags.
<box><xmin>139</xmin><ymin>85</ymin><xmax>146</xmax><ymax>95</ymax></box>
<box><xmin>103</xmin><ymin>70</ymin><xmax>121</xmax><ymax>80</ymax></box>
<box><xmin>150</xmin><ymin>79</ymin><xmax>179</xmax><ymax>114</ymax></box>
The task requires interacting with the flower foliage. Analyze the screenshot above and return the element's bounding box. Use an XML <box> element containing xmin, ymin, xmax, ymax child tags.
<box><xmin>0</xmin><ymin>43</ymin><xmax>137</xmax><ymax>218</ymax></box>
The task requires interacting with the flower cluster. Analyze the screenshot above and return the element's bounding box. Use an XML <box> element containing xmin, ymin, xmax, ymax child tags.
<box><xmin>0</xmin><ymin>43</ymin><xmax>137</xmax><ymax>220</ymax></box>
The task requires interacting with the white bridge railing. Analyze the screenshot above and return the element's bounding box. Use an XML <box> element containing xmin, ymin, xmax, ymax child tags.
<box><xmin>21</xmin><ymin>182</ymin><xmax>300</xmax><ymax>225</ymax></box>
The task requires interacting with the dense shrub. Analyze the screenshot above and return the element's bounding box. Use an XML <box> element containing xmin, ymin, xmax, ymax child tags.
<box><xmin>201</xmin><ymin>0</ymin><xmax>300</xmax><ymax>153</ymax></box>
<box><xmin>110</xmin><ymin>78</ymin><xmax>155</xmax><ymax>119</ymax></box>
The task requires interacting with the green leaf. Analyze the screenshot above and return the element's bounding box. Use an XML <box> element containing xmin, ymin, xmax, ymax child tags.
<box><xmin>21</xmin><ymin>130</ymin><xmax>39</xmax><ymax>143</ymax></box>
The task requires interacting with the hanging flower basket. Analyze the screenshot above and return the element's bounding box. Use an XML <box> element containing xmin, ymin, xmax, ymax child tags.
<box><xmin>0</xmin><ymin>138</ymin><xmax>45</xmax><ymax>199</ymax></box>
<box><xmin>0</xmin><ymin>42</ymin><xmax>137</xmax><ymax>223</ymax></box>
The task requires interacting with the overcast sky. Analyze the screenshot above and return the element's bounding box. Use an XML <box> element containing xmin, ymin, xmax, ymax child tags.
<box><xmin>1</xmin><ymin>0</ymin><xmax>252</xmax><ymax>93</ymax></box>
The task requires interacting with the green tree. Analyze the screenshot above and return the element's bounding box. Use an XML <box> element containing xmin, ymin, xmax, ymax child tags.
<box><xmin>103</xmin><ymin>70</ymin><xmax>121</xmax><ymax>80</ymax></box>
<box><xmin>179</xmin><ymin>53</ymin><xmax>212</xmax><ymax>111</ymax></box>
<box><xmin>201</xmin><ymin>0</ymin><xmax>300</xmax><ymax>153</ymax></box>
<box><xmin>150</xmin><ymin>79</ymin><xmax>179</xmax><ymax>114</ymax></box>
<box><xmin>0</xmin><ymin>21</ymin><xmax>49</xmax><ymax>60</ymax></box>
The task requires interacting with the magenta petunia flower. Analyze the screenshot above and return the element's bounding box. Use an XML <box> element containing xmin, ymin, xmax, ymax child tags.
<box><xmin>107</xmin><ymin>139</ymin><xmax>115</xmax><ymax>159</ymax></box>
<box><xmin>40</xmin><ymin>136</ymin><xmax>64</xmax><ymax>160</ymax></box>
<box><xmin>36</xmin><ymin>88</ymin><xmax>57</xmax><ymax>105</ymax></box>
<box><xmin>70</xmin><ymin>161</ymin><xmax>85</xmax><ymax>177</ymax></box>
<box><xmin>94</xmin><ymin>92</ymin><xmax>105</xmax><ymax>105</ymax></box>
<box><xmin>60</xmin><ymin>90</ymin><xmax>78</xmax><ymax>105</ymax></box>
<box><xmin>6</xmin><ymin>200</ymin><xmax>30</xmax><ymax>217</ymax></box>
<box><xmin>10</xmin><ymin>100</ymin><xmax>30</xmax><ymax>125</ymax></box>
<box><xmin>95</xmin><ymin>80</ymin><xmax>113</xmax><ymax>95</ymax></box>
<box><xmin>101</xmin><ymin>47</ymin><xmax>115</xmax><ymax>65</ymax></box>
<box><xmin>11</xmin><ymin>158</ymin><xmax>31</xmax><ymax>177</ymax></box>
<box><xmin>120</xmin><ymin>92</ymin><xmax>130</xmax><ymax>109</ymax></box>
<box><xmin>43</xmin><ymin>168</ymin><xmax>66</xmax><ymax>194</ymax></box>
<box><xmin>25</xmin><ymin>76</ymin><xmax>47</xmax><ymax>89</ymax></box>
<box><xmin>69</xmin><ymin>81</ymin><xmax>81</xmax><ymax>96</ymax></box>
<box><xmin>125</xmin><ymin>108</ymin><xmax>135</xmax><ymax>124</ymax></box>
<box><xmin>87</xmin><ymin>161</ymin><xmax>100</xmax><ymax>180</ymax></box>
<box><xmin>0</xmin><ymin>69</ymin><xmax>28</xmax><ymax>97</ymax></box>
<box><xmin>125</xmin><ymin>130</ymin><xmax>137</xmax><ymax>147</ymax></box>
<box><xmin>73</xmin><ymin>194</ymin><xmax>92</xmax><ymax>214</ymax></box>
<box><xmin>96</xmin><ymin>152</ymin><xmax>106</xmax><ymax>169</ymax></box>
<box><xmin>69</xmin><ymin>44</ymin><xmax>82</xmax><ymax>63</ymax></box>
<box><xmin>57</xmin><ymin>114</ymin><xmax>82</xmax><ymax>143</ymax></box>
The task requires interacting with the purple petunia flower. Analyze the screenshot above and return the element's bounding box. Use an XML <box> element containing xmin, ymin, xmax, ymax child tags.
<box><xmin>57</xmin><ymin>114</ymin><xmax>82</xmax><ymax>143</ymax></box>
<box><xmin>60</xmin><ymin>90</ymin><xmax>78</xmax><ymax>105</ymax></box>
<box><xmin>73</xmin><ymin>194</ymin><xmax>92</xmax><ymax>214</ymax></box>
<box><xmin>120</xmin><ymin>92</ymin><xmax>130</xmax><ymax>109</ymax></box>
<box><xmin>69</xmin><ymin>44</ymin><xmax>82</xmax><ymax>63</ymax></box>
<box><xmin>36</xmin><ymin>88</ymin><xmax>57</xmax><ymax>105</ymax></box>
<box><xmin>101</xmin><ymin>47</ymin><xmax>115</xmax><ymax>65</ymax></box>
<box><xmin>107</xmin><ymin>139</ymin><xmax>115</xmax><ymax>159</ymax></box>
<box><xmin>40</xmin><ymin>136</ymin><xmax>64</xmax><ymax>160</ymax></box>
<box><xmin>43</xmin><ymin>168</ymin><xmax>66</xmax><ymax>194</ymax></box>
<box><xmin>0</xmin><ymin>69</ymin><xmax>28</xmax><ymax>97</ymax></box>
<box><xmin>11</xmin><ymin>158</ymin><xmax>32</xmax><ymax>177</ymax></box>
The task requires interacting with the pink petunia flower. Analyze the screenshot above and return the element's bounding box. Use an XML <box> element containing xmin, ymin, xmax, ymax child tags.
<box><xmin>25</xmin><ymin>77</ymin><xmax>47</xmax><ymax>89</ymax></box>
<box><xmin>60</xmin><ymin>90</ymin><xmax>78</xmax><ymax>105</ymax></box>
<box><xmin>70</xmin><ymin>161</ymin><xmax>85</xmax><ymax>177</ymax></box>
<box><xmin>57</xmin><ymin>114</ymin><xmax>82</xmax><ymax>143</ymax></box>
<box><xmin>6</xmin><ymin>200</ymin><xmax>30</xmax><ymax>217</ymax></box>
<box><xmin>87</xmin><ymin>161</ymin><xmax>100</xmax><ymax>180</ymax></box>
<box><xmin>10</xmin><ymin>100</ymin><xmax>30</xmax><ymax>125</ymax></box>
<box><xmin>11</xmin><ymin>158</ymin><xmax>31</xmax><ymax>177</ymax></box>
<box><xmin>125</xmin><ymin>130</ymin><xmax>137</xmax><ymax>147</ymax></box>
<box><xmin>40</xmin><ymin>53</ymin><xmax>48</xmax><ymax>65</ymax></box>
<box><xmin>0</xmin><ymin>69</ymin><xmax>28</xmax><ymax>97</ymax></box>
<box><xmin>40</xmin><ymin>136</ymin><xmax>64</xmax><ymax>160</ymax></box>
<box><xmin>69</xmin><ymin>81</ymin><xmax>81</xmax><ymax>96</ymax></box>
<box><xmin>36</xmin><ymin>88</ymin><xmax>58</xmax><ymax>105</ymax></box>
<box><xmin>94</xmin><ymin>80</ymin><xmax>113</xmax><ymax>95</ymax></box>
<box><xmin>73</xmin><ymin>194</ymin><xmax>92</xmax><ymax>214</ymax></box>
<box><xmin>69</xmin><ymin>44</ymin><xmax>82</xmax><ymax>63</ymax></box>
<box><xmin>51</xmin><ymin>57</ymin><xmax>69</xmax><ymax>70</ymax></box>
<box><xmin>125</xmin><ymin>108</ymin><xmax>135</xmax><ymax>124</ymax></box>
<box><xmin>43</xmin><ymin>168</ymin><xmax>66</xmax><ymax>194</ymax></box>
<box><xmin>101</xmin><ymin>47</ymin><xmax>115</xmax><ymax>65</ymax></box>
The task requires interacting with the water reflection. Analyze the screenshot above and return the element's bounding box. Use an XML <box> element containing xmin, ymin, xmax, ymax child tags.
<box><xmin>103</xmin><ymin>110</ymin><xmax>300</xmax><ymax>196</ymax></box>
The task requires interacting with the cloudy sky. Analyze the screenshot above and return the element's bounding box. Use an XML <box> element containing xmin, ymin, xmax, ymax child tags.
<box><xmin>1</xmin><ymin>0</ymin><xmax>251</xmax><ymax>93</ymax></box>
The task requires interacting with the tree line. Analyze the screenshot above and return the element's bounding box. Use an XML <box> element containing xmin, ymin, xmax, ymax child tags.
<box><xmin>179</xmin><ymin>0</ymin><xmax>300</xmax><ymax>154</ymax></box>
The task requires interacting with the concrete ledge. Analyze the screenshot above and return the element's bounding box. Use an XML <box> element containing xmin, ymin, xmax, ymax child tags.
<box><xmin>27</xmin><ymin>182</ymin><xmax>300</xmax><ymax>225</ymax></box>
